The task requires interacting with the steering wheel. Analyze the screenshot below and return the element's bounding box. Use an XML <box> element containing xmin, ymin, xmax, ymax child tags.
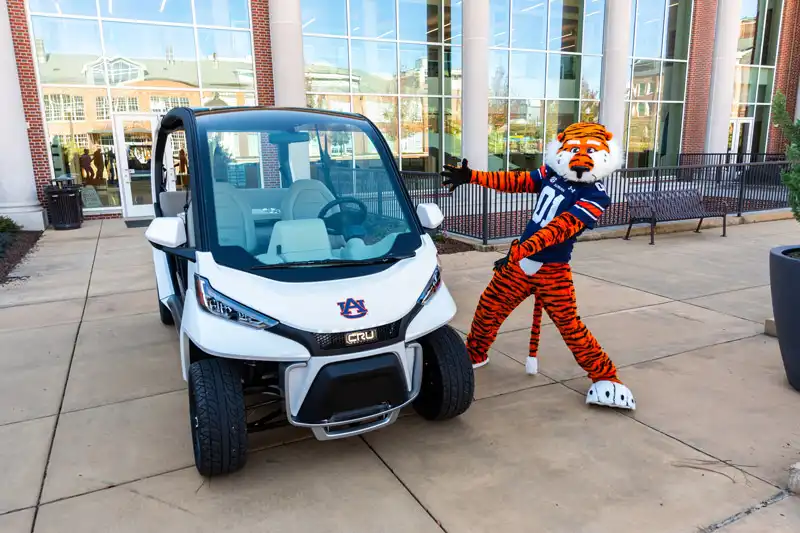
<box><xmin>317</xmin><ymin>197</ymin><xmax>369</xmax><ymax>236</ymax></box>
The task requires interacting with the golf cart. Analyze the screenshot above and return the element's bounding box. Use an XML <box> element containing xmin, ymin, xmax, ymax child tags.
<box><xmin>144</xmin><ymin>106</ymin><xmax>474</xmax><ymax>477</ymax></box>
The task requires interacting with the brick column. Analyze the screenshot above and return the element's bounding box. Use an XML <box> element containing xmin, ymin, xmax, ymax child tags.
<box><xmin>769</xmin><ymin>0</ymin><xmax>800</xmax><ymax>153</ymax></box>
<box><xmin>681</xmin><ymin>0</ymin><xmax>718</xmax><ymax>154</ymax></box>
<box><xmin>5</xmin><ymin>0</ymin><xmax>51</xmax><ymax>211</ymax></box>
<box><xmin>250</xmin><ymin>0</ymin><xmax>276</xmax><ymax>106</ymax></box>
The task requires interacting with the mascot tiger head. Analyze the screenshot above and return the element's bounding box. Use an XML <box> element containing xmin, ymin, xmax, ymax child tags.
<box><xmin>545</xmin><ymin>122</ymin><xmax>622</xmax><ymax>183</ymax></box>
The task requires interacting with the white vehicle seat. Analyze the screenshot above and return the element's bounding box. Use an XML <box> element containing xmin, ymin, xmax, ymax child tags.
<box><xmin>262</xmin><ymin>219</ymin><xmax>332</xmax><ymax>263</ymax></box>
<box><xmin>281</xmin><ymin>178</ymin><xmax>337</xmax><ymax>221</ymax></box>
<box><xmin>213</xmin><ymin>181</ymin><xmax>257</xmax><ymax>252</ymax></box>
<box><xmin>159</xmin><ymin>191</ymin><xmax>186</xmax><ymax>217</ymax></box>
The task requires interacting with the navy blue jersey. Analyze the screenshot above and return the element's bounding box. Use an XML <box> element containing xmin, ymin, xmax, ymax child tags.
<box><xmin>519</xmin><ymin>165</ymin><xmax>610</xmax><ymax>263</ymax></box>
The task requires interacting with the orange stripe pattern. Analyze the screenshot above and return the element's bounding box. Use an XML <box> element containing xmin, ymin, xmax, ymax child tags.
<box><xmin>508</xmin><ymin>212</ymin><xmax>586</xmax><ymax>262</ymax></box>
<box><xmin>469</xmin><ymin>169</ymin><xmax>543</xmax><ymax>193</ymax></box>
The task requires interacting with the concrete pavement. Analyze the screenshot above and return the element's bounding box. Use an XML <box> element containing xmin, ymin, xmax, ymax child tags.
<box><xmin>0</xmin><ymin>218</ymin><xmax>798</xmax><ymax>532</ymax></box>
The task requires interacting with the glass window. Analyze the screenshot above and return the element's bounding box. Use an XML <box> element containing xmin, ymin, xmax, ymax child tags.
<box><xmin>627</xmin><ymin>100</ymin><xmax>657</xmax><ymax>167</ymax></box>
<box><xmin>350</xmin><ymin>0</ymin><xmax>397</xmax><ymax>39</ymax></box>
<box><xmin>99</xmin><ymin>0</ymin><xmax>193</xmax><ymax>24</ymax></box>
<box><xmin>752</xmin><ymin>104</ymin><xmax>770</xmax><ymax>152</ymax></box>
<box><xmin>43</xmin><ymin>94</ymin><xmax>86</xmax><ymax>121</ymax></box>
<box><xmin>511</xmin><ymin>0</ymin><xmax>547</xmax><ymax>50</ymax></box>
<box><xmin>95</xmin><ymin>96</ymin><xmax>141</xmax><ymax>120</ymax></box>
<box><xmin>399</xmin><ymin>0</ymin><xmax>442</xmax><ymax>43</ymax></box>
<box><xmin>631</xmin><ymin>60</ymin><xmax>661</xmax><ymax>100</ymax></box>
<box><xmin>490</xmin><ymin>0</ymin><xmax>510</xmax><ymax>47</ymax></box>
<box><xmin>202</xmin><ymin>91</ymin><xmax>256</xmax><ymax>107</ymax></box>
<box><xmin>545</xmin><ymin>100</ymin><xmax>579</xmax><ymax>140</ymax></box>
<box><xmin>195</xmin><ymin>0</ymin><xmax>252</xmax><ymax>29</ymax></box>
<box><xmin>444</xmin><ymin>97</ymin><xmax>462</xmax><ymax>165</ymax></box>
<box><xmin>149</xmin><ymin>95</ymin><xmax>193</xmax><ymax>112</ymax></box>
<box><xmin>733</xmin><ymin>66</ymin><xmax>759</xmax><ymax>103</ymax></box>
<box><xmin>633</xmin><ymin>0</ymin><xmax>666</xmax><ymax>58</ymax></box>
<box><xmin>760</xmin><ymin>0</ymin><xmax>783</xmax><ymax>66</ymax></box>
<box><xmin>307</xmin><ymin>94</ymin><xmax>352</xmax><ymax>112</ymax></box>
<box><xmin>546</xmin><ymin>54</ymin><xmax>580</xmax><ymax>99</ymax></box>
<box><xmin>738</xmin><ymin>0</ymin><xmax>760</xmax><ymax>65</ymax></box>
<box><xmin>508</xmin><ymin>99</ymin><xmax>544</xmax><ymax>170</ymax></box>
<box><xmin>489</xmin><ymin>50</ymin><xmax>509</xmax><ymax>97</ymax></box>
<box><xmin>656</xmin><ymin>102</ymin><xmax>682</xmax><ymax>165</ymax></box>
<box><xmin>663</xmin><ymin>0</ymin><xmax>691</xmax><ymax>60</ymax></box>
<box><xmin>30</xmin><ymin>17</ymin><xmax>104</xmax><ymax>85</ymax></box>
<box><xmin>580</xmin><ymin>99</ymin><xmax>599</xmax><ymax>122</ymax></box>
<box><xmin>582</xmin><ymin>0</ymin><xmax>605</xmax><ymax>55</ymax></box>
<box><xmin>400</xmin><ymin>45</ymin><xmax>441</xmax><ymax>95</ymax></box>
<box><xmin>660</xmin><ymin>61</ymin><xmax>686</xmax><ymax>101</ymax></box>
<box><xmin>353</xmin><ymin>96</ymin><xmax>399</xmax><ymax>154</ymax></box>
<box><xmin>548</xmin><ymin>0</ymin><xmax>584</xmax><ymax>52</ymax></box>
<box><xmin>510</xmin><ymin>51</ymin><xmax>546</xmax><ymax>99</ymax></box>
<box><xmin>488</xmin><ymin>99</ymin><xmax>508</xmax><ymax>171</ymax></box>
<box><xmin>351</xmin><ymin>40</ymin><xmax>399</xmax><ymax>93</ymax></box>
<box><xmin>102</xmin><ymin>22</ymin><xmax>199</xmax><ymax>87</ymax></box>
<box><xmin>300</xmin><ymin>0</ymin><xmax>347</xmax><ymax>35</ymax></box>
<box><xmin>443</xmin><ymin>46</ymin><xmax>461</xmax><ymax>96</ymax></box>
<box><xmin>29</xmin><ymin>0</ymin><xmax>97</xmax><ymax>15</ymax></box>
<box><xmin>580</xmin><ymin>55</ymin><xmax>602</xmax><ymax>99</ymax></box>
<box><xmin>757</xmin><ymin>68</ymin><xmax>774</xmax><ymax>103</ymax></box>
<box><xmin>400</xmin><ymin>97</ymin><xmax>441</xmax><ymax>172</ymax></box>
<box><xmin>444</xmin><ymin>0</ymin><xmax>462</xmax><ymax>45</ymax></box>
<box><xmin>197</xmin><ymin>29</ymin><xmax>254</xmax><ymax>90</ymax></box>
<box><xmin>304</xmin><ymin>37</ymin><xmax>350</xmax><ymax>93</ymax></box>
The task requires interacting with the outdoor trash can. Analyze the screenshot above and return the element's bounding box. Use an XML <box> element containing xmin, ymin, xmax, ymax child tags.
<box><xmin>45</xmin><ymin>179</ymin><xmax>82</xmax><ymax>230</ymax></box>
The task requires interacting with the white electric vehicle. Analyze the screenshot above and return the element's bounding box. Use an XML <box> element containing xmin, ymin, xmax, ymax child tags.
<box><xmin>144</xmin><ymin>106</ymin><xmax>474</xmax><ymax>477</ymax></box>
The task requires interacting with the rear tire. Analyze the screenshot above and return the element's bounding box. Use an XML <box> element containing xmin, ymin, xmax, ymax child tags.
<box><xmin>158</xmin><ymin>299</ymin><xmax>174</xmax><ymax>325</ymax></box>
<box><xmin>188</xmin><ymin>358</ymin><xmax>248</xmax><ymax>477</ymax></box>
<box><xmin>412</xmin><ymin>325</ymin><xmax>474</xmax><ymax>421</ymax></box>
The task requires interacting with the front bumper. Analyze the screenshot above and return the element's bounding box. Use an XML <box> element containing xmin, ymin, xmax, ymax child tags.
<box><xmin>284</xmin><ymin>342</ymin><xmax>423</xmax><ymax>440</ymax></box>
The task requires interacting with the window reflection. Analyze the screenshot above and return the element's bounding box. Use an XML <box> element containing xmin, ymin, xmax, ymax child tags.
<box><xmin>630</xmin><ymin>60</ymin><xmax>661</xmax><ymax>101</ymax></box>
<box><xmin>399</xmin><ymin>0</ymin><xmax>442</xmax><ymax>43</ymax></box>
<box><xmin>195</xmin><ymin>0</ymin><xmax>251</xmax><ymax>28</ymax></box>
<box><xmin>581</xmin><ymin>55</ymin><xmax>602</xmax><ymax>99</ymax></box>
<box><xmin>580</xmin><ymin>100</ymin><xmax>599</xmax><ymax>122</ymax></box>
<box><xmin>301</xmin><ymin>0</ymin><xmax>347</xmax><ymax>35</ymax></box>
<box><xmin>663</xmin><ymin>0</ymin><xmax>691</xmax><ymax>60</ymax></box>
<box><xmin>627</xmin><ymin>101</ymin><xmax>657</xmax><ymax>167</ymax></box>
<box><xmin>733</xmin><ymin>66</ymin><xmax>759</xmax><ymax>103</ymax></box>
<box><xmin>443</xmin><ymin>46</ymin><xmax>462</xmax><ymax>97</ymax></box>
<box><xmin>99</xmin><ymin>0</ymin><xmax>193</xmax><ymax>24</ymax></box>
<box><xmin>102</xmin><ymin>21</ymin><xmax>198</xmax><ymax>87</ymax></box>
<box><xmin>548</xmin><ymin>0</ymin><xmax>583</xmax><ymax>52</ymax></box>
<box><xmin>443</xmin><ymin>0</ymin><xmax>462</xmax><ymax>45</ymax></box>
<box><xmin>444</xmin><ymin>97</ymin><xmax>462</xmax><ymax>165</ymax></box>
<box><xmin>351</xmin><ymin>40</ymin><xmax>398</xmax><ymax>93</ymax></box>
<box><xmin>509</xmin><ymin>51</ymin><xmax>546</xmax><ymax>99</ymax></box>
<box><xmin>31</xmin><ymin>17</ymin><xmax>104</xmax><ymax>85</ymax></box>
<box><xmin>757</xmin><ymin>68</ymin><xmax>774</xmax><ymax>103</ymax></box>
<box><xmin>546</xmin><ymin>54</ymin><xmax>580</xmax><ymax>99</ymax></box>
<box><xmin>511</xmin><ymin>0</ymin><xmax>546</xmax><ymax>50</ymax></box>
<box><xmin>202</xmin><ymin>91</ymin><xmax>256</xmax><ymax>107</ymax></box>
<box><xmin>197</xmin><ymin>29</ymin><xmax>254</xmax><ymax>90</ymax></box>
<box><xmin>488</xmin><ymin>99</ymin><xmax>508</xmax><ymax>171</ymax></box>
<box><xmin>545</xmin><ymin>100</ymin><xmax>578</xmax><ymax>140</ymax></box>
<box><xmin>489</xmin><ymin>50</ymin><xmax>509</xmax><ymax>97</ymax></box>
<box><xmin>490</xmin><ymin>0</ymin><xmax>510</xmax><ymax>47</ymax></box>
<box><xmin>582</xmin><ymin>0</ymin><xmax>605</xmax><ymax>55</ymax></box>
<box><xmin>400</xmin><ymin>45</ymin><xmax>441</xmax><ymax>94</ymax></box>
<box><xmin>353</xmin><ymin>96</ymin><xmax>399</xmax><ymax>155</ymax></box>
<box><xmin>307</xmin><ymin>94</ymin><xmax>352</xmax><ymax>112</ymax></box>
<box><xmin>633</xmin><ymin>0</ymin><xmax>666</xmax><ymax>58</ymax></box>
<box><xmin>303</xmin><ymin>37</ymin><xmax>350</xmax><ymax>93</ymax></box>
<box><xmin>660</xmin><ymin>61</ymin><xmax>686</xmax><ymax>101</ymax></box>
<box><xmin>350</xmin><ymin>0</ymin><xmax>397</xmax><ymax>39</ymax></box>
<box><xmin>400</xmin><ymin>97</ymin><xmax>441</xmax><ymax>172</ymax></box>
<box><xmin>509</xmin><ymin>99</ymin><xmax>544</xmax><ymax>170</ymax></box>
<box><xmin>656</xmin><ymin>102</ymin><xmax>682</xmax><ymax>166</ymax></box>
<box><xmin>29</xmin><ymin>0</ymin><xmax>97</xmax><ymax>15</ymax></box>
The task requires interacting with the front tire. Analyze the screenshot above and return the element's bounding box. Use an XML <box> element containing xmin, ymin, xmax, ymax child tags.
<box><xmin>188</xmin><ymin>358</ymin><xmax>248</xmax><ymax>477</ymax></box>
<box><xmin>412</xmin><ymin>325</ymin><xmax>474</xmax><ymax>420</ymax></box>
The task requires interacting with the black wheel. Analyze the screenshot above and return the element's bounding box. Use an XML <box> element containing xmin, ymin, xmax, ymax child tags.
<box><xmin>412</xmin><ymin>325</ymin><xmax>474</xmax><ymax>421</ymax></box>
<box><xmin>188</xmin><ymin>358</ymin><xmax>248</xmax><ymax>477</ymax></box>
<box><xmin>158</xmin><ymin>299</ymin><xmax>174</xmax><ymax>325</ymax></box>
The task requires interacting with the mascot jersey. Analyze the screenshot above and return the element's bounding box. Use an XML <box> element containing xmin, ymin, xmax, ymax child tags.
<box><xmin>518</xmin><ymin>165</ymin><xmax>610</xmax><ymax>264</ymax></box>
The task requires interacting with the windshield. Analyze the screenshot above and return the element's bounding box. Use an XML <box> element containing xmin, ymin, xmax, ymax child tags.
<box><xmin>199</xmin><ymin>113</ymin><xmax>421</xmax><ymax>272</ymax></box>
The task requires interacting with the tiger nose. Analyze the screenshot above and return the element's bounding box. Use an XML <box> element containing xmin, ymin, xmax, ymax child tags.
<box><xmin>572</xmin><ymin>165</ymin><xmax>590</xmax><ymax>178</ymax></box>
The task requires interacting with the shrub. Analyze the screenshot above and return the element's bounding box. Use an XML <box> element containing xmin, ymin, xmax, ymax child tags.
<box><xmin>0</xmin><ymin>216</ymin><xmax>21</xmax><ymax>233</ymax></box>
<box><xmin>770</xmin><ymin>91</ymin><xmax>800</xmax><ymax>224</ymax></box>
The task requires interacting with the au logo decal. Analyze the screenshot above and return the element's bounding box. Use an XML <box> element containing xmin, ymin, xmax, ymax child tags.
<box><xmin>338</xmin><ymin>298</ymin><xmax>368</xmax><ymax>319</ymax></box>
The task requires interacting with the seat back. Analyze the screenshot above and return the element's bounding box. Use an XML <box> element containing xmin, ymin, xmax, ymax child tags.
<box><xmin>212</xmin><ymin>181</ymin><xmax>257</xmax><ymax>252</ymax></box>
<box><xmin>159</xmin><ymin>191</ymin><xmax>186</xmax><ymax>217</ymax></box>
<box><xmin>263</xmin><ymin>218</ymin><xmax>333</xmax><ymax>263</ymax></box>
<box><xmin>280</xmin><ymin>179</ymin><xmax>337</xmax><ymax>221</ymax></box>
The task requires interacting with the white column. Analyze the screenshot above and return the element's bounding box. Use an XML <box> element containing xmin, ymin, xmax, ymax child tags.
<box><xmin>598</xmin><ymin>0</ymin><xmax>632</xmax><ymax>139</ymax></box>
<box><xmin>461</xmin><ymin>0</ymin><xmax>489</xmax><ymax>170</ymax></box>
<box><xmin>794</xmin><ymin>74</ymin><xmax>800</xmax><ymax>123</ymax></box>
<box><xmin>268</xmin><ymin>0</ymin><xmax>306</xmax><ymax>107</ymax></box>
<box><xmin>705</xmin><ymin>0</ymin><xmax>742</xmax><ymax>153</ymax></box>
<box><xmin>0</xmin><ymin>1</ymin><xmax>45</xmax><ymax>231</ymax></box>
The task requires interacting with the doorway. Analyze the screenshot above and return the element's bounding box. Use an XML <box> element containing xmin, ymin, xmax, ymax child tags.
<box><xmin>728</xmin><ymin>118</ymin><xmax>755</xmax><ymax>163</ymax></box>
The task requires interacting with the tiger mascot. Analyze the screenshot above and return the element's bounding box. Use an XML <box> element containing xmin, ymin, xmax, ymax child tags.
<box><xmin>441</xmin><ymin>122</ymin><xmax>635</xmax><ymax>410</ymax></box>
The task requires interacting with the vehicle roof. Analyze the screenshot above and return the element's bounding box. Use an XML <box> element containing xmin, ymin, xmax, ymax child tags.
<box><xmin>170</xmin><ymin>106</ymin><xmax>374</xmax><ymax>132</ymax></box>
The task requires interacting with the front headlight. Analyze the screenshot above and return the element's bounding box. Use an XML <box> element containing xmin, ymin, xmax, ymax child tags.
<box><xmin>417</xmin><ymin>265</ymin><xmax>442</xmax><ymax>306</ymax></box>
<box><xmin>194</xmin><ymin>274</ymin><xmax>279</xmax><ymax>329</ymax></box>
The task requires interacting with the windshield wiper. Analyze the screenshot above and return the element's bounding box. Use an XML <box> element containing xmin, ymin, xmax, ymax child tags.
<box><xmin>251</xmin><ymin>253</ymin><xmax>415</xmax><ymax>270</ymax></box>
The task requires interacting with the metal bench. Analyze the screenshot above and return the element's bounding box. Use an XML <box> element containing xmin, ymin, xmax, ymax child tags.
<box><xmin>624</xmin><ymin>189</ymin><xmax>727</xmax><ymax>245</ymax></box>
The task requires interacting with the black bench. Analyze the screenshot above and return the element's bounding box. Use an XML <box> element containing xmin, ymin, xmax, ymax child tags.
<box><xmin>624</xmin><ymin>189</ymin><xmax>728</xmax><ymax>245</ymax></box>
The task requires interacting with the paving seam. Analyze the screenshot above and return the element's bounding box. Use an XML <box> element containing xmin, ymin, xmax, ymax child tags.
<box><xmin>59</xmin><ymin>387</ymin><xmax>187</xmax><ymax>416</ymax></box>
<box><xmin>676</xmin><ymin>300</ymin><xmax>766</xmax><ymax>326</ymax></box>
<box><xmin>698</xmin><ymin>490</ymin><xmax>791</xmax><ymax>532</ymax></box>
<box><xmin>360</xmin><ymin>436</ymin><xmax>449</xmax><ymax>533</ymax></box>
<box><xmin>0</xmin><ymin>505</ymin><xmax>35</xmax><ymax>518</ymax></box>
<box><xmin>29</xmin><ymin>222</ymin><xmax>102</xmax><ymax>533</ymax></box>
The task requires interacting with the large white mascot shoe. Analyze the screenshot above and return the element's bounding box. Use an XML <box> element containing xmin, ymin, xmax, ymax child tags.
<box><xmin>525</xmin><ymin>357</ymin><xmax>538</xmax><ymax>375</ymax></box>
<box><xmin>472</xmin><ymin>358</ymin><xmax>489</xmax><ymax>370</ymax></box>
<box><xmin>586</xmin><ymin>380</ymin><xmax>636</xmax><ymax>410</ymax></box>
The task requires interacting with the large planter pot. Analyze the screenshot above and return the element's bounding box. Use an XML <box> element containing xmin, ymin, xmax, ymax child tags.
<box><xmin>770</xmin><ymin>245</ymin><xmax>800</xmax><ymax>392</ymax></box>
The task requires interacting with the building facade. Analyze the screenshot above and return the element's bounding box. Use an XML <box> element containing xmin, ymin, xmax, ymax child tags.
<box><xmin>1</xmin><ymin>0</ymin><xmax>800</xmax><ymax>229</ymax></box>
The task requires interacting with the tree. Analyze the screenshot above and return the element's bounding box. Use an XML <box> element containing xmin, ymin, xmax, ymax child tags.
<box><xmin>770</xmin><ymin>91</ymin><xmax>800</xmax><ymax>223</ymax></box>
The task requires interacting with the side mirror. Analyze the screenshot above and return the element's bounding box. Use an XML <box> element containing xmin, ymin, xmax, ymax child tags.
<box><xmin>416</xmin><ymin>203</ymin><xmax>444</xmax><ymax>230</ymax></box>
<box><xmin>146</xmin><ymin>217</ymin><xmax>186</xmax><ymax>249</ymax></box>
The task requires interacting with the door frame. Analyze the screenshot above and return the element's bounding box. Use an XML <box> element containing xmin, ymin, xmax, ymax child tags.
<box><xmin>112</xmin><ymin>112</ymin><xmax>165</xmax><ymax>219</ymax></box>
<box><xmin>728</xmin><ymin>117</ymin><xmax>755</xmax><ymax>163</ymax></box>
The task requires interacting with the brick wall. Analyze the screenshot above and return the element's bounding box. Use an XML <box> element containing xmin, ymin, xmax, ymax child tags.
<box><xmin>769</xmin><ymin>0</ymin><xmax>800</xmax><ymax>153</ymax></box>
<box><xmin>6</xmin><ymin>0</ymin><xmax>52</xmax><ymax>207</ymax></box>
<box><xmin>250</xmin><ymin>0</ymin><xmax>276</xmax><ymax>106</ymax></box>
<box><xmin>681</xmin><ymin>0</ymin><xmax>718</xmax><ymax>154</ymax></box>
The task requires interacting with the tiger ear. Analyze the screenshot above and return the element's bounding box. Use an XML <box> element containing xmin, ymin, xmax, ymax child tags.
<box><xmin>557</xmin><ymin>131</ymin><xmax>566</xmax><ymax>143</ymax></box>
<box><xmin>604</xmin><ymin>130</ymin><xmax>614</xmax><ymax>141</ymax></box>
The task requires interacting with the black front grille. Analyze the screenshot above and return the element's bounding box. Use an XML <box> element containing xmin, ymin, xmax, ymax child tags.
<box><xmin>315</xmin><ymin>321</ymin><xmax>401</xmax><ymax>350</ymax></box>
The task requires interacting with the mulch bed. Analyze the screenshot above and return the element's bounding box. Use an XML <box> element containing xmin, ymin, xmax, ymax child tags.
<box><xmin>434</xmin><ymin>236</ymin><xmax>476</xmax><ymax>255</ymax></box>
<box><xmin>0</xmin><ymin>231</ymin><xmax>41</xmax><ymax>285</ymax></box>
